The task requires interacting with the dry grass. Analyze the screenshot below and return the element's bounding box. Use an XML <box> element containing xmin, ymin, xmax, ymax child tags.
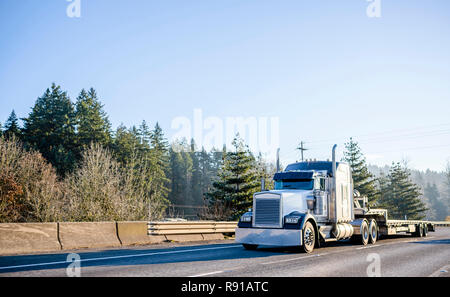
<box><xmin>0</xmin><ymin>138</ymin><xmax>168</xmax><ymax>223</ymax></box>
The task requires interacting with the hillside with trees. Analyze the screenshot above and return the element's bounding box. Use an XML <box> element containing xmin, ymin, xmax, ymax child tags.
<box><xmin>1</xmin><ymin>83</ymin><xmax>449</xmax><ymax>222</ymax></box>
<box><xmin>0</xmin><ymin>83</ymin><xmax>274</xmax><ymax>222</ymax></box>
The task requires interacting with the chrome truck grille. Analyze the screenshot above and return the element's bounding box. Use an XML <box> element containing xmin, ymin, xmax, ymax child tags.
<box><xmin>253</xmin><ymin>194</ymin><xmax>282</xmax><ymax>228</ymax></box>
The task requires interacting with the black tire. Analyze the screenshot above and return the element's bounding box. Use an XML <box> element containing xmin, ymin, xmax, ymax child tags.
<box><xmin>243</xmin><ymin>244</ymin><xmax>258</xmax><ymax>250</ymax></box>
<box><xmin>357</xmin><ymin>220</ymin><xmax>370</xmax><ymax>245</ymax></box>
<box><xmin>423</xmin><ymin>224</ymin><xmax>428</xmax><ymax>237</ymax></box>
<box><xmin>414</xmin><ymin>224</ymin><xmax>424</xmax><ymax>237</ymax></box>
<box><xmin>369</xmin><ymin>219</ymin><xmax>378</xmax><ymax>244</ymax></box>
<box><xmin>301</xmin><ymin>221</ymin><xmax>315</xmax><ymax>253</ymax></box>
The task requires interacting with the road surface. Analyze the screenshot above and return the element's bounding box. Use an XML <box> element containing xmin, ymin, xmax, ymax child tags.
<box><xmin>0</xmin><ymin>228</ymin><xmax>449</xmax><ymax>277</ymax></box>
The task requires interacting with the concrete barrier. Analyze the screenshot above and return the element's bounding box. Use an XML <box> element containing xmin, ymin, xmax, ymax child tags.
<box><xmin>59</xmin><ymin>222</ymin><xmax>121</xmax><ymax>250</ymax></box>
<box><xmin>0</xmin><ymin>223</ymin><xmax>61</xmax><ymax>255</ymax></box>
<box><xmin>0</xmin><ymin>220</ymin><xmax>236</xmax><ymax>255</ymax></box>
<box><xmin>117</xmin><ymin>221</ymin><xmax>166</xmax><ymax>246</ymax></box>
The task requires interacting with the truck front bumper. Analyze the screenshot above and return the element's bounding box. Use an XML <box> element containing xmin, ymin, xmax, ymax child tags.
<box><xmin>235</xmin><ymin>227</ymin><xmax>302</xmax><ymax>247</ymax></box>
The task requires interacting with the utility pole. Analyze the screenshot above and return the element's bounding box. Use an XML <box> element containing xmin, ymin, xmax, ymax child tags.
<box><xmin>296</xmin><ymin>141</ymin><xmax>308</xmax><ymax>162</ymax></box>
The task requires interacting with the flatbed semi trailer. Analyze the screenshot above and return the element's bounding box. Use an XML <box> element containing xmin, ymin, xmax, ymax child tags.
<box><xmin>235</xmin><ymin>145</ymin><xmax>449</xmax><ymax>253</ymax></box>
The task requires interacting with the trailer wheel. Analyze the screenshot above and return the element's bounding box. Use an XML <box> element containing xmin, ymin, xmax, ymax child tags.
<box><xmin>423</xmin><ymin>224</ymin><xmax>428</xmax><ymax>237</ymax></box>
<box><xmin>413</xmin><ymin>224</ymin><xmax>424</xmax><ymax>237</ymax></box>
<box><xmin>369</xmin><ymin>220</ymin><xmax>378</xmax><ymax>244</ymax></box>
<box><xmin>301</xmin><ymin>221</ymin><xmax>315</xmax><ymax>253</ymax></box>
<box><xmin>243</xmin><ymin>244</ymin><xmax>258</xmax><ymax>250</ymax></box>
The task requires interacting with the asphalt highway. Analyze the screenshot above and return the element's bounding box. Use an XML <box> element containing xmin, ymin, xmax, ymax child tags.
<box><xmin>0</xmin><ymin>227</ymin><xmax>449</xmax><ymax>277</ymax></box>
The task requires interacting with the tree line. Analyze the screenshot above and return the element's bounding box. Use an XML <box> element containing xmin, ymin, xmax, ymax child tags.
<box><xmin>0</xmin><ymin>83</ymin><xmax>274</xmax><ymax>222</ymax></box>
<box><xmin>342</xmin><ymin>138</ymin><xmax>449</xmax><ymax>220</ymax></box>
<box><xmin>1</xmin><ymin>83</ymin><xmax>448</xmax><ymax>222</ymax></box>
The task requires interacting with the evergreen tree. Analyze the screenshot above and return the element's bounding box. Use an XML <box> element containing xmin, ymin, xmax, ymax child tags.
<box><xmin>3</xmin><ymin>110</ymin><xmax>22</xmax><ymax>140</ymax></box>
<box><xmin>445</xmin><ymin>162</ymin><xmax>450</xmax><ymax>211</ymax></box>
<box><xmin>138</xmin><ymin>120</ymin><xmax>152</xmax><ymax>147</ymax></box>
<box><xmin>377</xmin><ymin>171</ymin><xmax>390</xmax><ymax>207</ymax></box>
<box><xmin>112</xmin><ymin>124</ymin><xmax>142</xmax><ymax>164</ymax></box>
<box><xmin>148</xmin><ymin>122</ymin><xmax>170</xmax><ymax>210</ymax></box>
<box><xmin>424</xmin><ymin>183</ymin><xmax>448</xmax><ymax>221</ymax></box>
<box><xmin>197</xmin><ymin>147</ymin><xmax>221</xmax><ymax>203</ymax></box>
<box><xmin>205</xmin><ymin>135</ymin><xmax>260</xmax><ymax>220</ymax></box>
<box><xmin>75</xmin><ymin>88</ymin><xmax>112</xmax><ymax>149</ymax></box>
<box><xmin>342</xmin><ymin>138</ymin><xmax>379</xmax><ymax>204</ymax></box>
<box><xmin>379</xmin><ymin>162</ymin><xmax>427</xmax><ymax>220</ymax></box>
<box><xmin>22</xmin><ymin>83</ymin><xmax>77</xmax><ymax>175</ymax></box>
<box><xmin>190</xmin><ymin>139</ymin><xmax>203</xmax><ymax>206</ymax></box>
<box><xmin>168</xmin><ymin>140</ymin><xmax>193</xmax><ymax>208</ymax></box>
<box><xmin>255</xmin><ymin>152</ymin><xmax>275</xmax><ymax>190</ymax></box>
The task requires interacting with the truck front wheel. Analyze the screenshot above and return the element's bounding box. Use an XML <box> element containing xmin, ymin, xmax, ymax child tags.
<box><xmin>301</xmin><ymin>221</ymin><xmax>315</xmax><ymax>253</ymax></box>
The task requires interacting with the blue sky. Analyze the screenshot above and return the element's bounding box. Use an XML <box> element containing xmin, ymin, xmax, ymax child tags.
<box><xmin>1</xmin><ymin>0</ymin><xmax>450</xmax><ymax>171</ymax></box>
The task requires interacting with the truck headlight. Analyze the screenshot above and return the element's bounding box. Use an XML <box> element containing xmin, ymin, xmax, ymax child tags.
<box><xmin>285</xmin><ymin>216</ymin><xmax>301</xmax><ymax>224</ymax></box>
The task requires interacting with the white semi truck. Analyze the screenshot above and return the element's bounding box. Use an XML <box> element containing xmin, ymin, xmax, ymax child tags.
<box><xmin>235</xmin><ymin>145</ymin><xmax>440</xmax><ymax>253</ymax></box>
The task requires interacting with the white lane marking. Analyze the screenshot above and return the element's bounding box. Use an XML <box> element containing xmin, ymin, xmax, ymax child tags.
<box><xmin>356</xmin><ymin>244</ymin><xmax>384</xmax><ymax>250</ymax></box>
<box><xmin>0</xmin><ymin>245</ymin><xmax>242</xmax><ymax>271</ymax></box>
<box><xmin>189</xmin><ymin>270</ymin><xmax>224</xmax><ymax>277</ymax></box>
<box><xmin>261</xmin><ymin>253</ymin><xmax>324</xmax><ymax>265</ymax></box>
<box><xmin>401</xmin><ymin>236</ymin><xmax>435</xmax><ymax>243</ymax></box>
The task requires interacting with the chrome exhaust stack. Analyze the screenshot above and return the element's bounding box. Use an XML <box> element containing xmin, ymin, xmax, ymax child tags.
<box><xmin>331</xmin><ymin>144</ymin><xmax>338</xmax><ymax>224</ymax></box>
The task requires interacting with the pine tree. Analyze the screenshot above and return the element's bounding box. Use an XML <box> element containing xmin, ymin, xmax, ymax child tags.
<box><xmin>4</xmin><ymin>110</ymin><xmax>22</xmax><ymax>140</ymax></box>
<box><xmin>168</xmin><ymin>139</ymin><xmax>193</xmax><ymax>209</ymax></box>
<box><xmin>75</xmin><ymin>88</ymin><xmax>112</xmax><ymax>149</ymax></box>
<box><xmin>380</xmin><ymin>162</ymin><xmax>427</xmax><ymax>220</ymax></box>
<box><xmin>205</xmin><ymin>135</ymin><xmax>260</xmax><ymax>220</ymax></box>
<box><xmin>445</xmin><ymin>162</ymin><xmax>450</xmax><ymax>212</ymax></box>
<box><xmin>424</xmin><ymin>183</ymin><xmax>447</xmax><ymax>221</ymax></box>
<box><xmin>22</xmin><ymin>83</ymin><xmax>77</xmax><ymax>176</ymax></box>
<box><xmin>149</xmin><ymin>122</ymin><xmax>170</xmax><ymax>210</ymax></box>
<box><xmin>255</xmin><ymin>153</ymin><xmax>275</xmax><ymax>190</ymax></box>
<box><xmin>342</xmin><ymin>138</ymin><xmax>379</xmax><ymax>204</ymax></box>
<box><xmin>112</xmin><ymin>124</ymin><xmax>141</xmax><ymax>165</ymax></box>
<box><xmin>190</xmin><ymin>139</ymin><xmax>203</xmax><ymax>206</ymax></box>
<box><xmin>138</xmin><ymin>120</ymin><xmax>152</xmax><ymax>147</ymax></box>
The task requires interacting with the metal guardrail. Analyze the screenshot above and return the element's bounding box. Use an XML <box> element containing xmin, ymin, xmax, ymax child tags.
<box><xmin>148</xmin><ymin>221</ymin><xmax>237</xmax><ymax>235</ymax></box>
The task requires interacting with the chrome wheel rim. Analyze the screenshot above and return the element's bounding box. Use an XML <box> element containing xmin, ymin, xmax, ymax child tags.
<box><xmin>371</xmin><ymin>225</ymin><xmax>377</xmax><ymax>239</ymax></box>
<box><xmin>363</xmin><ymin>226</ymin><xmax>369</xmax><ymax>240</ymax></box>
<box><xmin>304</xmin><ymin>228</ymin><xmax>314</xmax><ymax>246</ymax></box>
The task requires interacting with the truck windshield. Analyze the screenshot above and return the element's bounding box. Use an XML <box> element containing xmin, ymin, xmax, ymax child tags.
<box><xmin>274</xmin><ymin>179</ymin><xmax>314</xmax><ymax>190</ymax></box>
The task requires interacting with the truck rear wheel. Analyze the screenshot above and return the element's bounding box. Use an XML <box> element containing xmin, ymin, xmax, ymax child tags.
<box><xmin>369</xmin><ymin>219</ymin><xmax>378</xmax><ymax>244</ymax></box>
<box><xmin>423</xmin><ymin>224</ymin><xmax>428</xmax><ymax>237</ymax></box>
<box><xmin>301</xmin><ymin>221</ymin><xmax>315</xmax><ymax>253</ymax></box>
<box><xmin>353</xmin><ymin>220</ymin><xmax>370</xmax><ymax>245</ymax></box>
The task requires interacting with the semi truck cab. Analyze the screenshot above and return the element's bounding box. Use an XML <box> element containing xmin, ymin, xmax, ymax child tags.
<box><xmin>236</xmin><ymin>145</ymin><xmax>361</xmax><ymax>253</ymax></box>
<box><xmin>236</xmin><ymin>144</ymin><xmax>437</xmax><ymax>253</ymax></box>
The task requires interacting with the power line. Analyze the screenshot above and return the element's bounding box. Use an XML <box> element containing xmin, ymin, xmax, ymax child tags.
<box><xmin>296</xmin><ymin>141</ymin><xmax>308</xmax><ymax>161</ymax></box>
<box><xmin>303</xmin><ymin>122</ymin><xmax>450</xmax><ymax>145</ymax></box>
<box><xmin>365</xmin><ymin>143</ymin><xmax>450</xmax><ymax>155</ymax></box>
